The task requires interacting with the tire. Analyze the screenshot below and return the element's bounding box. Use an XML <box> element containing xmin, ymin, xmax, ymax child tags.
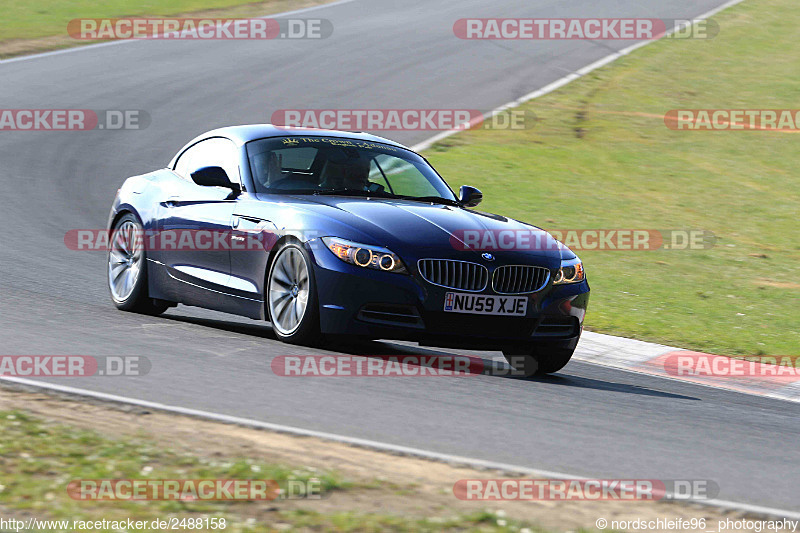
<box><xmin>107</xmin><ymin>213</ymin><xmax>169</xmax><ymax>316</ymax></box>
<box><xmin>266</xmin><ymin>242</ymin><xmax>321</xmax><ymax>345</ymax></box>
<box><xmin>502</xmin><ymin>341</ymin><xmax>576</xmax><ymax>376</ymax></box>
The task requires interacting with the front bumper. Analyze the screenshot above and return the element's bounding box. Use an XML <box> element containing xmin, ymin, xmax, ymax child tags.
<box><xmin>309</xmin><ymin>242</ymin><xmax>589</xmax><ymax>350</ymax></box>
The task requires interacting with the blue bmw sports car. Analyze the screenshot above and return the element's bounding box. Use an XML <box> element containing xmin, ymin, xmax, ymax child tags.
<box><xmin>107</xmin><ymin>125</ymin><xmax>589</xmax><ymax>374</ymax></box>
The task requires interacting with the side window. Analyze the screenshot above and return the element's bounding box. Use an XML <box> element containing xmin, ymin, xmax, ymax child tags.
<box><xmin>174</xmin><ymin>137</ymin><xmax>241</xmax><ymax>185</ymax></box>
<box><xmin>368</xmin><ymin>159</ymin><xmax>392</xmax><ymax>193</ymax></box>
<box><xmin>374</xmin><ymin>154</ymin><xmax>440</xmax><ymax>197</ymax></box>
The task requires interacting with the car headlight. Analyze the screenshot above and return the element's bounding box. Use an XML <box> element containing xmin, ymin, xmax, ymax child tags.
<box><xmin>322</xmin><ymin>237</ymin><xmax>407</xmax><ymax>274</ymax></box>
<box><xmin>553</xmin><ymin>257</ymin><xmax>585</xmax><ymax>284</ymax></box>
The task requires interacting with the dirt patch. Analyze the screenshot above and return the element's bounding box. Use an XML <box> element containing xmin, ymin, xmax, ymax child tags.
<box><xmin>754</xmin><ymin>278</ymin><xmax>800</xmax><ymax>289</ymax></box>
<box><xmin>0</xmin><ymin>384</ymin><xmax>776</xmax><ymax>531</ymax></box>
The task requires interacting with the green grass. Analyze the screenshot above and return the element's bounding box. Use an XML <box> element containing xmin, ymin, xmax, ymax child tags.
<box><xmin>275</xmin><ymin>509</ymin><xmax>552</xmax><ymax>532</ymax></box>
<box><xmin>425</xmin><ymin>0</ymin><xmax>800</xmax><ymax>356</ymax></box>
<box><xmin>0</xmin><ymin>410</ymin><xmax>546</xmax><ymax>532</ymax></box>
<box><xmin>0</xmin><ymin>0</ymin><xmax>295</xmax><ymax>40</ymax></box>
<box><xmin>0</xmin><ymin>410</ymin><xmax>344</xmax><ymax>530</ymax></box>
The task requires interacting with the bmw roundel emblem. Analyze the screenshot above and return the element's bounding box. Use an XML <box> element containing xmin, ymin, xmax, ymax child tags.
<box><xmin>481</xmin><ymin>252</ymin><xmax>495</xmax><ymax>261</ymax></box>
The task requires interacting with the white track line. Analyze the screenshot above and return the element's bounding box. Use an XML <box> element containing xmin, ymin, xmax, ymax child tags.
<box><xmin>411</xmin><ymin>0</ymin><xmax>747</xmax><ymax>152</ymax></box>
<box><xmin>4</xmin><ymin>0</ymin><xmax>787</xmax><ymax>519</ymax></box>
<box><xmin>1</xmin><ymin>374</ymin><xmax>798</xmax><ymax>520</ymax></box>
<box><xmin>0</xmin><ymin>0</ymin><xmax>359</xmax><ymax>65</ymax></box>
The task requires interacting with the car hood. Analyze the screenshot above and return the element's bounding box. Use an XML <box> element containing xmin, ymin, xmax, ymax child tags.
<box><xmin>279</xmin><ymin>195</ymin><xmax>566</xmax><ymax>265</ymax></box>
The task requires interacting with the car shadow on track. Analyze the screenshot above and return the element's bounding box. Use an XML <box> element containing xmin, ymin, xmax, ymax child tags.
<box><xmin>346</xmin><ymin>339</ymin><xmax>699</xmax><ymax>400</ymax></box>
<box><xmin>160</xmin><ymin>312</ymin><xmax>698</xmax><ymax>401</ymax></box>
<box><xmin>511</xmin><ymin>373</ymin><xmax>699</xmax><ymax>400</ymax></box>
<box><xmin>159</xmin><ymin>313</ymin><xmax>279</xmax><ymax>339</ymax></box>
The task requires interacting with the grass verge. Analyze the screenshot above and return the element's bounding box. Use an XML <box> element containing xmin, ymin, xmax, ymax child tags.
<box><xmin>0</xmin><ymin>386</ymin><xmax>762</xmax><ymax>532</ymax></box>
<box><xmin>425</xmin><ymin>0</ymin><xmax>800</xmax><ymax>356</ymax></box>
<box><xmin>0</xmin><ymin>406</ymin><xmax>540</xmax><ymax>532</ymax></box>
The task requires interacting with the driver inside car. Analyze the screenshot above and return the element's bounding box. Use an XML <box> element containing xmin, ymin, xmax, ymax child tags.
<box><xmin>320</xmin><ymin>157</ymin><xmax>372</xmax><ymax>190</ymax></box>
<box><xmin>251</xmin><ymin>151</ymin><xmax>283</xmax><ymax>189</ymax></box>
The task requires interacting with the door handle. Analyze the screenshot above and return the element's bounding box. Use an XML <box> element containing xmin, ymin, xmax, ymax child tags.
<box><xmin>231</xmin><ymin>215</ymin><xmax>274</xmax><ymax>232</ymax></box>
<box><xmin>162</xmin><ymin>196</ymin><xmax>181</xmax><ymax>208</ymax></box>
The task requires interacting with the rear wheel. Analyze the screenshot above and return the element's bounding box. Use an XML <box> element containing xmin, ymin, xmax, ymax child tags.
<box><xmin>266</xmin><ymin>242</ymin><xmax>321</xmax><ymax>345</ymax></box>
<box><xmin>502</xmin><ymin>342</ymin><xmax>576</xmax><ymax>376</ymax></box>
<box><xmin>107</xmin><ymin>213</ymin><xmax>168</xmax><ymax>315</ymax></box>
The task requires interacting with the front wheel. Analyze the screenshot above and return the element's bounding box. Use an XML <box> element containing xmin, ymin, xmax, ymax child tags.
<box><xmin>107</xmin><ymin>213</ymin><xmax>168</xmax><ymax>315</ymax></box>
<box><xmin>266</xmin><ymin>242</ymin><xmax>321</xmax><ymax>345</ymax></box>
<box><xmin>502</xmin><ymin>342</ymin><xmax>576</xmax><ymax>376</ymax></box>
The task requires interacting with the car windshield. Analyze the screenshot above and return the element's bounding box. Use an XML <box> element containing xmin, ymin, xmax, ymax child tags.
<box><xmin>246</xmin><ymin>136</ymin><xmax>458</xmax><ymax>202</ymax></box>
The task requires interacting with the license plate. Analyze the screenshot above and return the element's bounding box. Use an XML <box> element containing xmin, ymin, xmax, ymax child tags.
<box><xmin>443</xmin><ymin>292</ymin><xmax>527</xmax><ymax>316</ymax></box>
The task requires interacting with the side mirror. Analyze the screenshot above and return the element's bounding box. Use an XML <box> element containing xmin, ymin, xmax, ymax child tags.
<box><xmin>459</xmin><ymin>185</ymin><xmax>483</xmax><ymax>207</ymax></box>
<box><xmin>191</xmin><ymin>166</ymin><xmax>240</xmax><ymax>192</ymax></box>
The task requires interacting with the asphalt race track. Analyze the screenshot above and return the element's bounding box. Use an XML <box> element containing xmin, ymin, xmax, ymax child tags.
<box><xmin>1</xmin><ymin>0</ymin><xmax>798</xmax><ymax>513</ymax></box>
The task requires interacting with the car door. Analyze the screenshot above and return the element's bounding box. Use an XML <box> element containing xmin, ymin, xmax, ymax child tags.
<box><xmin>159</xmin><ymin>137</ymin><xmax>241</xmax><ymax>306</ymax></box>
<box><xmin>227</xmin><ymin>143</ymin><xmax>321</xmax><ymax>304</ymax></box>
